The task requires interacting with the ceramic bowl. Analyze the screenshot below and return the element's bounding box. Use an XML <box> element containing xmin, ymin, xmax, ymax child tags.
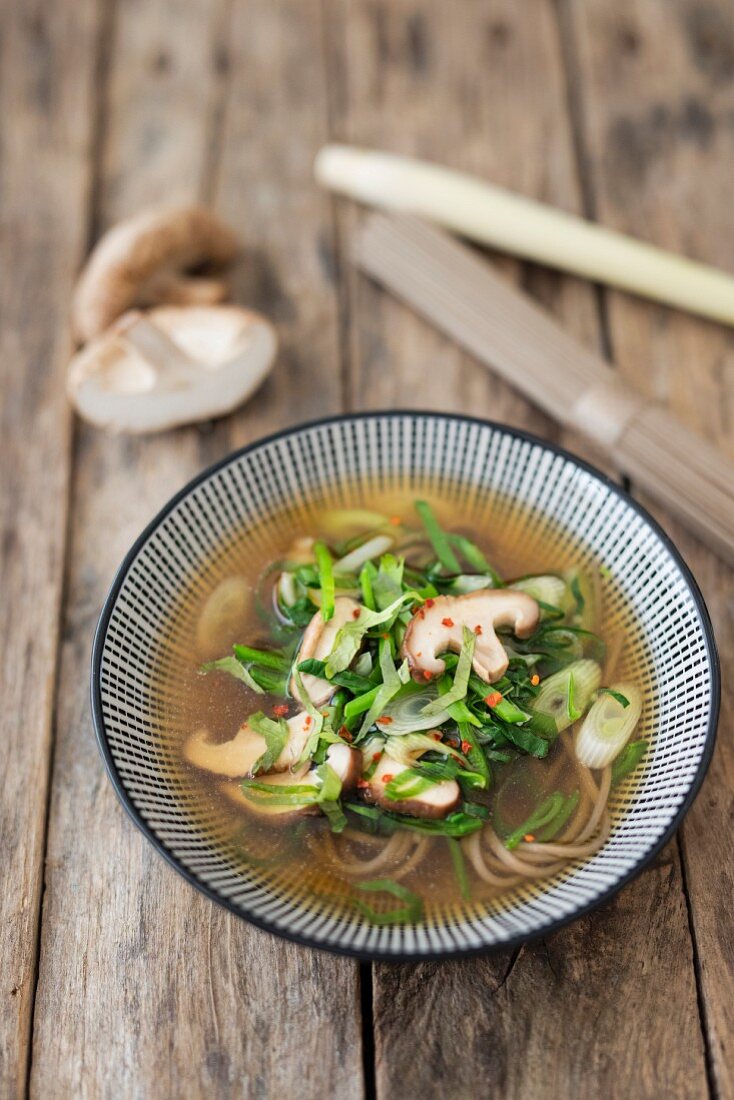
<box><xmin>92</xmin><ymin>412</ymin><xmax>719</xmax><ymax>959</ymax></box>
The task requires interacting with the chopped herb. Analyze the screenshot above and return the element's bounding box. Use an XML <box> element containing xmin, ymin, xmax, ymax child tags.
<box><xmin>611</xmin><ymin>740</ymin><xmax>649</xmax><ymax>786</ymax></box>
<box><xmin>415</xmin><ymin>500</ymin><xmax>461</xmax><ymax>573</ymax></box>
<box><xmin>313</xmin><ymin>541</ymin><xmax>335</xmax><ymax>621</ymax></box>
<box><xmin>200</xmin><ymin>655</ymin><xmax>265</xmax><ymax>694</ymax></box>
<box><xmin>248</xmin><ymin>711</ymin><xmax>289</xmax><ymax>773</ymax></box>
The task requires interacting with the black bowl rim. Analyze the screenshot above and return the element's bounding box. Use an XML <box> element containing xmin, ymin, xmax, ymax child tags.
<box><xmin>91</xmin><ymin>410</ymin><xmax>720</xmax><ymax>962</ymax></box>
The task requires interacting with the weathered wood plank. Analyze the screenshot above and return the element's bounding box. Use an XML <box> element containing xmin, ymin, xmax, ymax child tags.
<box><xmin>326</xmin><ymin>1</ymin><xmax>708</xmax><ymax>1096</ymax></box>
<box><xmin>566</xmin><ymin>1</ymin><xmax>734</xmax><ymax>1094</ymax></box>
<box><xmin>30</xmin><ymin>1</ymin><xmax>361</xmax><ymax>1096</ymax></box>
<box><xmin>0</xmin><ymin>0</ymin><xmax>100</xmax><ymax>1093</ymax></box>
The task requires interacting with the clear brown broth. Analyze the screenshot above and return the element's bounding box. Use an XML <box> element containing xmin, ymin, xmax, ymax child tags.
<box><xmin>160</xmin><ymin>486</ymin><xmax>645</xmax><ymax>923</ymax></box>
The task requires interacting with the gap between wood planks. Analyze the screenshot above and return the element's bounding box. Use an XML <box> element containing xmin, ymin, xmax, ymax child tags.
<box><xmin>20</xmin><ymin>0</ymin><xmax>118</xmax><ymax>1092</ymax></box>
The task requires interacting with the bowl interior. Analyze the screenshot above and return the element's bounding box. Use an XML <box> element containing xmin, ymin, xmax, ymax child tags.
<box><xmin>93</xmin><ymin>412</ymin><xmax>718</xmax><ymax>959</ymax></box>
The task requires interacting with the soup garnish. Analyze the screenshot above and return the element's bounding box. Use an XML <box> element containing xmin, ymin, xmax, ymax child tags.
<box><xmin>182</xmin><ymin>499</ymin><xmax>648</xmax><ymax>923</ymax></box>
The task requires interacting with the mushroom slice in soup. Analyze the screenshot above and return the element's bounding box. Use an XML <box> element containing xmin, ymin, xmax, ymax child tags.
<box><xmin>291</xmin><ymin>596</ymin><xmax>361</xmax><ymax>706</ymax></box>
<box><xmin>402</xmin><ymin>589</ymin><xmax>540</xmax><ymax>684</ymax></box>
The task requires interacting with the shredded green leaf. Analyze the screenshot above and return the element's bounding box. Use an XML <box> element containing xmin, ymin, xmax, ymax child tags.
<box><xmin>415</xmin><ymin>500</ymin><xmax>461</xmax><ymax>573</ymax></box>
<box><xmin>200</xmin><ymin>655</ymin><xmax>265</xmax><ymax>694</ymax></box>
<box><xmin>247</xmin><ymin>712</ymin><xmax>289</xmax><ymax>773</ymax></box>
<box><xmin>421</xmin><ymin>627</ymin><xmax>475</xmax><ymax>716</ymax></box>
<box><xmin>313</xmin><ymin>541</ymin><xmax>335</xmax><ymax>621</ymax></box>
<box><xmin>611</xmin><ymin>740</ymin><xmax>649</xmax><ymax>786</ymax></box>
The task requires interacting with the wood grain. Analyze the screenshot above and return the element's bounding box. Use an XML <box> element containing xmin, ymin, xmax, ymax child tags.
<box><xmin>325</xmin><ymin>0</ymin><xmax>709</xmax><ymax>1096</ymax></box>
<box><xmin>29</xmin><ymin>1</ymin><xmax>362</xmax><ymax>1096</ymax></box>
<box><xmin>565</xmin><ymin>1</ymin><xmax>734</xmax><ymax>1093</ymax></box>
<box><xmin>0</xmin><ymin>0</ymin><xmax>100</xmax><ymax>1094</ymax></box>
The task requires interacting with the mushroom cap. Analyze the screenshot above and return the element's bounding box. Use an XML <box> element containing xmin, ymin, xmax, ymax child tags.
<box><xmin>291</xmin><ymin>597</ymin><xmax>362</xmax><ymax>706</ymax></box>
<box><xmin>402</xmin><ymin>589</ymin><xmax>540</xmax><ymax>685</ymax></box>
<box><xmin>367</xmin><ymin>755</ymin><xmax>460</xmax><ymax>820</ymax></box>
<box><xmin>183</xmin><ymin>711</ymin><xmax>315</xmax><ymax>779</ymax></box>
<box><xmin>72</xmin><ymin>204</ymin><xmax>239</xmax><ymax>342</ymax></box>
<box><xmin>66</xmin><ymin>304</ymin><xmax>276</xmax><ymax>434</ymax></box>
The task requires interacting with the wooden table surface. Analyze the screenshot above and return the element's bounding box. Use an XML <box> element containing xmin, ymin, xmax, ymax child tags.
<box><xmin>3</xmin><ymin>0</ymin><xmax>734</xmax><ymax>1096</ymax></box>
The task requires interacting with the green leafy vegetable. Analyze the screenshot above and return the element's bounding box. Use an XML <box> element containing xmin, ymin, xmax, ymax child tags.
<box><xmin>421</xmin><ymin>627</ymin><xmax>475</xmax><ymax>716</ymax></box>
<box><xmin>503</xmin><ymin>792</ymin><xmax>566</xmax><ymax>849</ymax></box>
<box><xmin>296</xmin><ymin>658</ymin><xmax>374</xmax><ymax>695</ymax></box>
<box><xmin>415</xmin><ymin>500</ymin><xmax>461</xmax><ymax>573</ymax></box>
<box><xmin>247</xmin><ymin>712</ymin><xmax>289</xmax><ymax>773</ymax></box>
<box><xmin>325</xmin><ymin>592</ymin><xmax>420</xmax><ymax>676</ymax></box>
<box><xmin>313</xmin><ymin>541</ymin><xmax>335</xmax><ymax>621</ymax></box>
<box><xmin>353</xmin><ymin>879</ymin><xmax>424</xmax><ymax>925</ymax></box>
<box><xmin>611</xmin><ymin>740</ymin><xmax>649</xmax><ymax>786</ymax></box>
<box><xmin>200</xmin><ymin>655</ymin><xmax>265</xmax><ymax>694</ymax></box>
<box><xmin>447</xmin><ymin>838</ymin><xmax>472</xmax><ymax>901</ymax></box>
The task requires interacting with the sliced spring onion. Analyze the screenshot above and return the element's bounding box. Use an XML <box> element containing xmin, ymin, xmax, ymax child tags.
<box><xmin>457</xmin><ymin>721</ymin><xmax>491</xmax><ymax>789</ymax></box>
<box><xmin>353</xmin><ymin>879</ymin><xmax>424</xmax><ymax>925</ymax></box>
<box><xmin>277</xmin><ymin>570</ymin><xmax>298</xmax><ymax>609</ymax></box>
<box><xmin>415</xmin><ymin>500</ymin><xmax>461</xmax><ymax>573</ymax></box>
<box><xmin>611</xmin><ymin>739</ymin><xmax>649</xmax><ymax>786</ymax></box>
<box><xmin>320</xmin><ymin>509</ymin><xmax>391</xmax><ymax>537</ymax></box>
<box><xmin>379</xmin><ymin>686</ymin><xmax>451</xmax><ymax>734</ymax></box>
<box><xmin>372</xmin><ymin>553</ymin><xmax>405</xmax><ymax>610</ymax></box>
<box><xmin>530</xmin><ymin>659</ymin><xmax>601</xmax><ymax>733</ymax></box>
<box><xmin>504</xmin><ymin>791</ymin><xmax>566</xmax><ymax>849</ymax></box>
<box><xmin>200</xmin><ymin>655</ymin><xmax>265</xmax><ymax>694</ymax></box>
<box><xmin>575</xmin><ymin>682</ymin><xmax>642</xmax><ymax>769</ymax></box>
<box><xmin>325</xmin><ymin>592</ymin><xmax>419</xmax><ymax>676</ymax></box>
<box><xmin>233</xmin><ymin>644</ymin><xmax>289</xmax><ymax>671</ymax></box>
<box><xmin>563</xmin><ymin>568</ymin><xmax>600</xmax><ymax>632</ymax></box>
<box><xmin>441</xmin><ymin>574</ymin><xmax>495</xmax><ymax>596</ymax></box>
<box><xmin>334</xmin><ymin>534</ymin><xmax>394</xmax><ymax>574</ymax></box>
<box><xmin>512</xmin><ymin>574</ymin><xmax>571</xmax><ymax>614</ymax></box>
<box><xmin>313</xmin><ymin>541</ymin><xmax>335</xmax><ymax>621</ymax></box>
<box><xmin>247</xmin><ymin>712</ymin><xmax>289</xmax><ymax>773</ymax></box>
<box><xmin>359</xmin><ymin>560</ymin><xmax>377</xmax><ymax>610</ymax></box>
<box><xmin>448</xmin><ymin>533</ymin><xmax>503</xmax><ymax>587</ymax></box>
<box><xmin>384</xmin><ymin>732</ymin><xmax>466</xmax><ymax>768</ymax></box>
<box><xmin>447</xmin><ymin>838</ymin><xmax>472</xmax><ymax>901</ymax></box>
<box><xmin>533</xmin><ymin>790</ymin><xmax>580</xmax><ymax>841</ymax></box>
<box><xmin>296</xmin><ymin>658</ymin><xmax>374</xmax><ymax>695</ymax></box>
<box><xmin>421</xmin><ymin>627</ymin><xmax>475</xmax><ymax>716</ymax></box>
<box><xmin>356</xmin><ymin>640</ymin><xmax>411</xmax><ymax>738</ymax></box>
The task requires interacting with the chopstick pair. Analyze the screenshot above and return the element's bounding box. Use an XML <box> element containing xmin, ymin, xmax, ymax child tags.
<box><xmin>350</xmin><ymin>212</ymin><xmax>734</xmax><ymax>568</ymax></box>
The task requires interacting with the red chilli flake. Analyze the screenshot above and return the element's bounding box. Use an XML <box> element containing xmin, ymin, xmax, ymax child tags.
<box><xmin>304</xmin><ymin>715</ymin><xmax>313</xmax><ymax>727</ymax></box>
<box><xmin>531</xmin><ymin>674</ymin><xmax>540</xmax><ymax>686</ymax></box>
<box><xmin>272</xmin><ymin>704</ymin><xmax>289</xmax><ymax>717</ymax></box>
<box><xmin>422</xmin><ymin>670</ymin><xmax>433</xmax><ymax>681</ymax></box>
<box><xmin>524</xmin><ymin>834</ymin><xmax>536</xmax><ymax>843</ymax></box>
<box><xmin>484</xmin><ymin>692</ymin><xmax>502</xmax><ymax>707</ymax></box>
<box><xmin>425</xmin><ymin>598</ymin><xmax>435</xmax><ymax>609</ymax></box>
<box><xmin>441</xmin><ymin>617</ymin><xmax>455</xmax><ymax>628</ymax></box>
<box><xmin>474</xmin><ymin>624</ymin><xmax>483</xmax><ymax>636</ymax></box>
<box><xmin>357</xmin><ymin>778</ymin><xmax>369</xmax><ymax>790</ymax></box>
<box><xmin>352</xmin><ymin>608</ymin><xmax>361</xmax><ymax>620</ymax></box>
<box><xmin>376</xmin><ymin>716</ymin><xmax>393</xmax><ymax>725</ymax></box>
<box><xmin>381</xmin><ymin>773</ymin><xmax>394</xmax><ymax>784</ymax></box>
<box><xmin>371</xmin><ymin>752</ymin><xmax>381</xmax><ymax>761</ymax></box>
<box><xmin>461</xmin><ymin>740</ymin><xmax>472</xmax><ymax>754</ymax></box>
<box><xmin>390</xmin><ymin>515</ymin><xmax>401</xmax><ymax>526</ymax></box>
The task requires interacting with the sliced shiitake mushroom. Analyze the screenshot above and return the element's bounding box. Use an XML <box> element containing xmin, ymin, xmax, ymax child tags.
<box><xmin>67</xmin><ymin>305</ymin><xmax>276</xmax><ymax>434</ymax></box>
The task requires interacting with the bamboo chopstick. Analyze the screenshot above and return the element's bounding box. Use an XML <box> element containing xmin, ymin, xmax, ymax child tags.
<box><xmin>316</xmin><ymin>145</ymin><xmax>734</xmax><ymax>328</ymax></box>
<box><xmin>353</xmin><ymin>212</ymin><xmax>734</xmax><ymax>567</ymax></box>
